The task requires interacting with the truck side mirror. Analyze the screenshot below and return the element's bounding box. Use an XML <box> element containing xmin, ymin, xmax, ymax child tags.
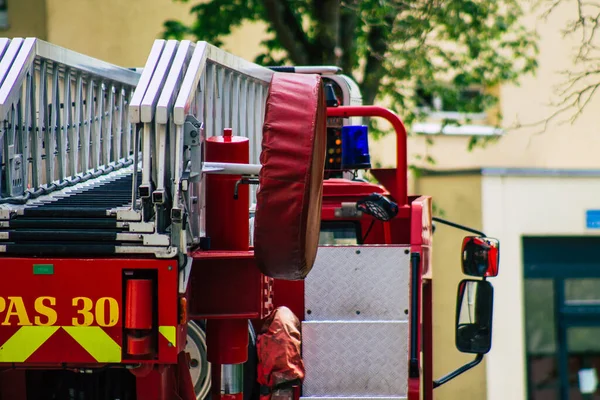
<box><xmin>455</xmin><ymin>279</ymin><xmax>494</xmax><ymax>354</ymax></box>
<box><xmin>461</xmin><ymin>236</ymin><xmax>499</xmax><ymax>277</ymax></box>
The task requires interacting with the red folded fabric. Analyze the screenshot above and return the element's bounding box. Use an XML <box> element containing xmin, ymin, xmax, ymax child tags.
<box><xmin>257</xmin><ymin>306</ymin><xmax>305</xmax><ymax>390</ymax></box>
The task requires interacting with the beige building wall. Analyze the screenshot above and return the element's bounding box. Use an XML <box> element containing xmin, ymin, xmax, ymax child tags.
<box><xmin>481</xmin><ymin>173</ymin><xmax>600</xmax><ymax>400</ymax></box>
<box><xmin>2</xmin><ymin>0</ymin><xmax>266</xmax><ymax>69</ymax></box>
<box><xmin>2</xmin><ymin>0</ymin><xmax>47</xmax><ymax>39</ymax></box>
<box><xmin>416</xmin><ymin>171</ymin><xmax>600</xmax><ymax>400</ymax></box>
<box><xmin>43</xmin><ymin>0</ymin><xmax>193</xmax><ymax>67</ymax></box>
<box><xmin>415</xmin><ymin>173</ymin><xmax>487</xmax><ymax>399</ymax></box>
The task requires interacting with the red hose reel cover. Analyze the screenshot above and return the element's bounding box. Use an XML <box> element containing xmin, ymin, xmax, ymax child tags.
<box><xmin>254</xmin><ymin>72</ymin><xmax>327</xmax><ymax>280</ymax></box>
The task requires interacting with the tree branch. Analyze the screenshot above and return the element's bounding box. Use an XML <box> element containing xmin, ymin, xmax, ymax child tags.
<box><xmin>530</xmin><ymin>0</ymin><xmax>600</xmax><ymax>131</ymax></box>
<box><xmin>361</xmin><ymin>14</ymin><xmax>395</xmax><ymax>105</ymax></box>
<box><xmin>339</xmin><ymin>2</ymin><xmax>358</xmax><ymax>75</ymax></box>
<box><xmin>510</xmin><ymin>68</ymin><xmax>600</xmax><ymax>137</ymax></box>
<box><xmin>262</xmin><ymin>0</ymin><xmax>313</xmax><ymax>64</ymax></box>
<box><xmin>313</xmin><ymin>0</ymin><xmax>340</xmax><ymax>64</ymax></box>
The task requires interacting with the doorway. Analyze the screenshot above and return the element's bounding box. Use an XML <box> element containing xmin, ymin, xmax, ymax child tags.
<box><xmin>524</xmin><ymin>236</ymin><xmax>600</xmax><ymax>400</ymax></box>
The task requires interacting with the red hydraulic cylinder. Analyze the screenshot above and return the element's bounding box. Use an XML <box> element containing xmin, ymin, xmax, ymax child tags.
<box><xmin>204</xmin><ymin>128</ymin><xmax>251</xmax><ymax>400</ymax></box>
<box><xmin>205</xmin><ymin>127</ymin><xmax>250</xmax><ymax>251</ymax></box>
<box><xmin>206</xmin><ymin>319</ymin><xmax>249</xmax><ymax>364</ymax></box>
<box><xmin>125</xmin><ymin>279</ymin><xmax>153</xmax><ymax>329</ymax></box>
<box><xmin>125</xmin><ymin>278</ymin><xmax>154</xmax><ymax>356</ymax></box>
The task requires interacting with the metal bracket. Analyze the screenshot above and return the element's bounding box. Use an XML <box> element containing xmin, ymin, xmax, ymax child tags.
<box><xmin>138</xmin><ymin>183</ymin><xmax>153</xmax><ymax>199</ymax></box>
<box><xmin>432</xmin><ymin>216</ymin><xmax>486</xmax><ymax>237</ymax></box>
<box><xmin>8</xmin><ymin>153</ymin><xmax>24</xmax><ymax>197</ymax></box>
<box><xmin>114</xmin><ymin>246</ymin><xmax>178</xmax><ymax>258</ymax></box>
<box><xmin>127</xmin><ymin>222</ymin><xmax>155</xmax><ymax>233</ymax></box>
<box><xmin>142</xmin><ymin>234</ymin><xmax>170</xmax><ymax>247</ymax></box>
<box><xmin>180</xmin><ymin>170</ymin><xmax>190</xmax><ymax>193</ymax></box>
<box><xmin>433</xmin><ymin>354</ymin><xmax>484</xmax><ymax>388</ymax></box>
<box><xmin>154</xmin><ymin>247</ymin><xmax>178</xmax><ymax>258</ymax></box>
<box><xmin>334</xmin><ymin>202</ymin><xmax>363</xmax><ymax>218</ymax></box>
<box><xmin>234</xmin><ymin>177</ymin><xmax>259</xmax><ymax>200</ymax></box>
<box><xmin>184</xmin><ymin>115</ymin><xmax>204</xmax><ymax>179</ymax></box>
<box><xmin>152</xmin><ymin>189</ymin><xmax>166</xmax><ymax>205</ymax></box>
<box><xmin>178</xmin><ymin>254</ymin><xmax>193</xmax><ymax>294</ymax></box>
<box><xmin>0</xmin><ymin>209</ymin><xmax>12</xmax><ymax>220</ymax></box>
<box><xmin>183</xmin><ymin>115</ymin><xmax>203</xmax><ymax>147</ymax></box>
<box><xmin>171</xmin><ymin>207</ymin><xmax>183</xmax><ymax>223</ymax></box>
<box><xmin>114</xmin><ymin>208</ymin><xmax>143</xmax><ymax>222</ymax></box>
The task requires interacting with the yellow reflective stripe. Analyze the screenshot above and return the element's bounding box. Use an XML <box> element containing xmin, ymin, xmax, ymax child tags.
<box><xmin>63</xmin><ymin>326</ymin><xmax>121</xmax><ymax>362</ymax></box>
<box><xmin>159</xmin><ymin>325</ymin><xmax>176</xmax><ymax>346</ymax></box>
<box><xmin>0</xmin><ymin>326</ymin><xmax>59</xmax><ymax>362</ymax></box>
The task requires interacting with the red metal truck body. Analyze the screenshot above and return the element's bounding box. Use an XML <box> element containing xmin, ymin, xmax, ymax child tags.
<box><xmin>0</xmin><ymin>39</ymin><xmax>498</xmax><ymax>400</ymax></box>
<box><xmin>0</xmin><ymin>258</ymin><xmax>181</xmax><ymax>366</ymax></box>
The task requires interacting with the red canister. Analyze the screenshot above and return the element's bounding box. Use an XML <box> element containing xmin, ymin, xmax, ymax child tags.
<box><xmin>205</xmin><ymin>128</ymin><xmax>250</xmax><ymax>251</ymax></box>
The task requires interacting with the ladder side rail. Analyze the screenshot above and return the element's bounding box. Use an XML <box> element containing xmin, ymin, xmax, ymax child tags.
<box><xmin>0</xmin><ymin>38</ymin><xmax>34</xmax><ymax>198</ymax></box>
<box><xmin>35</xmin><ymin>39</ymin><xmax>140</xmax><ymax>87</ymax></box>
<box><xmin>123</xmin><ymin>39</ymin><xmax>167</xmax><ymax>209</ymax></box>
<box><xmin>0</xmin><ymin>38</ymin><xmax>140</xmax><ymax>203</ymax></box>
<box><xmin>0</xmin><ymin>37</ymin><xmax>14</xmax><ymax>86</ymax></box>
<box><xmin>154</xmin><ymin>40</ymin><xmax>196</xmax><ymax>249</ymax></box>
<box><xmin>155</xmin><ymin>40</ymin><xmax>194</xmax><ymax>200</ymax></box>
<box><xmin>129</xmin><ymin>39</ymin><xmax>166</xmax><ymax>124</ymax></box>
<box><xmin>167</xmin><ymin>42</ymin><xmax>210</xmax><ymax>249</ymax></box>
<box><xmin>0</xmin><ymin>38</ymin><xmax>29</xmax><ymax>115</ymax></box>
<box><xmin>253</xmin><ymin>81</ymin><xmax>268</xmax><ymax>206</ymax></box>
<box><xmin>173</xmin><ymin>41</ymin><xmax>273</xmax><ymax>125</ymax></box>
<box><xmin>138</xmin><ymin>39</ymin><xmax>178</xmax><ymax>212</ymax></box>
<box><xmin>0</xmin><ymin>38</ymin><xmax>139</xmax><ymax>121</ymax></box>
<box><xmin>0</xmin><ymin>38</ymin><xmax>20</xmax><ymax>198</ymax></box>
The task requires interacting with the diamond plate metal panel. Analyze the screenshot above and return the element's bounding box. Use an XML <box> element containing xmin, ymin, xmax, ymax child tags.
<box><xmin>305</xmin><ymin>246</ymin><xmax>410</xmax><ymax>321</ymax></box>
<box><xmin>302</xmin><ymin>321</ymin><xmax>409</xmax><ymax>397</ymax></box>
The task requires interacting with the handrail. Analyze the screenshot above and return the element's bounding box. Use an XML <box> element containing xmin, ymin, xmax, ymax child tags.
<box><xmin>0</xmin><ymin>38</ymin><xmax>139</xmax><ymax>118</ymax></box>
<box><xmin>173</xmin><ymin>41</ymin><xmax>273</xmax><ymax>126</ymax></box>
<box><xmin>129</xmin><ymin>39</ymin><xmax>166</xmax><ymax>124</ymax></box>
<box><xmin>326</xmin><ymin>106</ymin><xmax>408</xmax><ymax>207</ymax></box>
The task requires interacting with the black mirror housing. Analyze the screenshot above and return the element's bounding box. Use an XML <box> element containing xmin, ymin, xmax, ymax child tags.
<box><xmin>455</xmin><ymin>279</ymin><xmax>494</xmax><ymax>354</ymax></box>
<box><xmin>461</xmin><ymin>236</ymin><xmax>499</xmax><ymax>277</ymax></box>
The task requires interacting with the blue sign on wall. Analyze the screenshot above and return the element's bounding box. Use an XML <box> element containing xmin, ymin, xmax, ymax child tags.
<box><xmin>586</xmin><ymin>210</ymin><xmax>600</xmax><ymax>229</ymax></box>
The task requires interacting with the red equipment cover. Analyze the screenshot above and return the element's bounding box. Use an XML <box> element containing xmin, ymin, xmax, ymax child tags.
<box><xmin>254</xmin><ymin>72</ymin><xmax>327</xmax><ymax>280</ymax></box>
<box><xmin>257</xmin><ymin>307</ymin><xmax>305</xmax><ymax>392</ymax></box>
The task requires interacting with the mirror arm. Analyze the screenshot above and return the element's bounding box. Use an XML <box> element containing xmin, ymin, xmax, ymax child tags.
<box><xmin>432</xmin><ymin>354</ymin><xmax>484</xmax><ymax>389</ymax></box>
<box><xmin>432</xmin><ymin>217</ymin><xmax>486</xmax><ymax>237</ymax></box>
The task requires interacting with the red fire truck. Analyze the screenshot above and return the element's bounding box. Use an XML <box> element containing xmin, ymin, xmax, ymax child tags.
<box><xmin>0</xmin><ymin>38</ymin><xmax>499</xmax><ymax>400</ymax></box>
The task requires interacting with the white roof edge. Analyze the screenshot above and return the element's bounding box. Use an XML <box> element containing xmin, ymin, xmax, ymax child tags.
<box><xmin>412</xmin><ymin>122</ymin><xmax>504</xmax><ymax>136</ymax></box>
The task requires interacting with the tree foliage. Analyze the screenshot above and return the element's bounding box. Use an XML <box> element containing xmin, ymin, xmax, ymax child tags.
<box><xmin>163</xmin><ymin>0</ymin><xmax>538</xmax><ymax>142</ymax></box>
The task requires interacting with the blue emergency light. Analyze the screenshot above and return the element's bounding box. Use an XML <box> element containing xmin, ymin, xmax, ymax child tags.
<box><xmin>341</xmin><ymin>125</ymin><xmax>371</xmax><ymax>170</ymax></box>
